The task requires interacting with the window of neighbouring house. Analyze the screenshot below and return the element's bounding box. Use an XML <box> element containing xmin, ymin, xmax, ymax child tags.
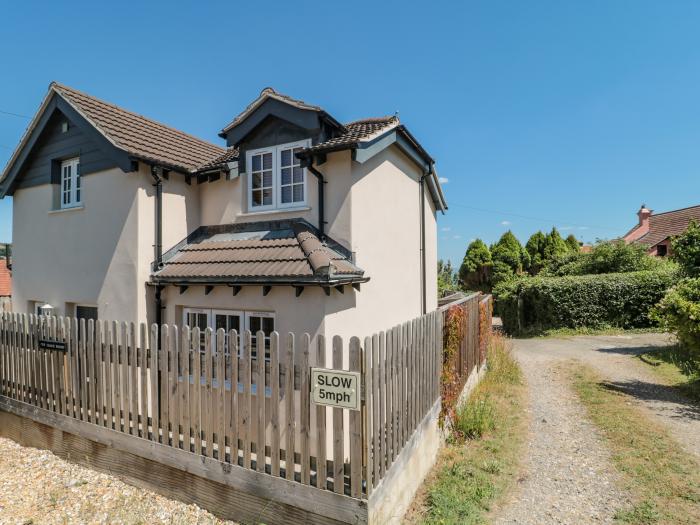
<box><xmin>60</xmin><ymin>157</ymin><xmax>81</xmax><ymax>209</ymax></box>
<box><xmin>75</xmin><ymin>305</ymin><xmax>98</xmax><ymax>322</ymax></box>
<box><xmin>246</xmin><ymin>140</ymin><xmax>309</xmax><ymax>212</ymax></box>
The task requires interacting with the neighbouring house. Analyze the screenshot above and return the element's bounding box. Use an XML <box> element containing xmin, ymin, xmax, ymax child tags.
<box><xmin>623</xmin><ymin>203</ymin><xmax>700</xmax><ymax>256</ymax></box>
<box><xmin>0</xmin><ymin>256</ymin><xmax>11</xmax><ymax>312</ymax></box>
<box><xmin>0</xmin><ymin>82</ymin><xmax>445</xmax><ymax>347</ymax></box>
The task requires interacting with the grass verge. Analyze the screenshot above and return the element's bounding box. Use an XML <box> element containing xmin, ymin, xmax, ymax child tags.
<box><xmin>637</xmin><ymin>345</ymin><xmax>700</xmax><ymax>402</ymax></box>
<box><xmin>406</xmin><ymin>333</ymin><xmax>527</xmax><ymax>524</ymax></box>
<box><xmin>571</xmin><ymin>364</ymin><xmax>700</xmax><ymax>524</ymax></box>
<box><xmin>520</xmin><ymin>326</ymin><xmax>661</xmax><ymax>339</ymax></box>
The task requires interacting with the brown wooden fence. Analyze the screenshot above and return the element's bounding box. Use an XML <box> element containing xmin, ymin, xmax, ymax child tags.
<box><xmin>0</xmin><ymin>303</ymin><xmax>487</xmax><ymax>523</ymax></box>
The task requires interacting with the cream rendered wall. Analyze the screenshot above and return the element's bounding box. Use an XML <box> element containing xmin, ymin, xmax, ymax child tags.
<box><xmin>138</xmin><ymin>165</ymin><xmax>202</xmax><ymax>325</ymax></box>
<box><xmin>11</xmin><ymin>168</ymin><xmax>149</xmax><ymax>324</ymax></box>
<box><xmin>323</xmin><ymin>145</ymin><xmax>432</xmax><ymax>342</ymax></box>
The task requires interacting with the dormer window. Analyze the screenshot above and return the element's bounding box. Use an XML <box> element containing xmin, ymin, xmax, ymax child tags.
<box><xmin>246</xmin><ymin>140</ymin><xmax>309</xmax><ymax>212</ymax></box>
<box><xmin>60</xmin><ymin>157</ymin><xmax>81</xmax><ymax>209</ymax></box>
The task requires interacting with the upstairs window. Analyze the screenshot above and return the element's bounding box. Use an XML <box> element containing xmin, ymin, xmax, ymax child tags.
<box><xmin>61</xmin><ymin>157</ymin><xmax>81</xmax><ymax>209</ymax></box>
<box><xmin>246</xmin><ymin>140</ymin><xmax>309</xmax><ymax>212</ymax></box>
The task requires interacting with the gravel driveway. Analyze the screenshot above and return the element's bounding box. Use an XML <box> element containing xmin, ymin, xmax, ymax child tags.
<box><xmin>493</xmin><ymin>332</ymin><xmax>700</xmax><ymax>524</ymax></box>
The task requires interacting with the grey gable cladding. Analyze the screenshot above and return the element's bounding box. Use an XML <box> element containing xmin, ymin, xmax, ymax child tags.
<box><xmin>0</xmin><ymin>94</ymin><xmax>132</xmax><ymax>198</ymax></box>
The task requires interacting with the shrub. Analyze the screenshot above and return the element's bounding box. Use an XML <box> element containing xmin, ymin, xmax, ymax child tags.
<box><xmin>495</xmin><ymin>268</ymin><xmax>678</xmax><ymax>335</ymax></box>
<box><xmin>544</xmin><ymin>240</ymin><xmax>671</xmax><ymax>276</ymax></box>
<box><xmin>565</xmin><ymin>234</ymin><xmax>580</xmax><ymax>252</ymax></box>
<box><xmin>652</xmin><ymin>278</ymin><xmax>700</xmax><ymax>369</ymax></box>
<box><xmin>671</xmin><ymin>219</ymin><xmax>700</xmax><ymax>277</ymax></box>
<box><xmin>525</xmin><ymin>231</ymin><xmax>547</xmax><ymax>274</ymax></box>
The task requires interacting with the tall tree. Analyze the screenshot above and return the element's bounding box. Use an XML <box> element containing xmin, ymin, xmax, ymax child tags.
<box><xmin>437</xmin><ymin>259</ymin><xmax>459</xmax><ymax>296</ymax></box>
<box><xmin>565</xmin><ymin>234</ymin><xmax>580</xmax><ymax>252</ymax></box>
<box><xmin>543</xmin><ymin>227</ymin><xmax>569</xmax><ymax>260</ymax></box>
<box><xmin>459</xmin><ymin>239</ymin><xmax>492</xmax><ymax>291</ymax></box>
<box><xmin>491</xmin><ymin>231</ymin><xmax>526</xmax><ymax>285</ymax></box>
<box><xmin>525</xmin><ymin>231</ymin><xmax>547</xmax><ymax>273</ymax></box>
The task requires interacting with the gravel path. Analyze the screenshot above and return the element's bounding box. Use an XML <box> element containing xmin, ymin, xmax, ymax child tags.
<box><xmin>0</xmin><ymin>436</ymin><xmax>235</xmax><ymax>525</ymax></box>
<box><xmin>514</xmin><ymin>333</ymin><xmax>700</xmax><ymax>458</ymax></box>
<box><xmin>493</xmin><ymin>349</ymin><xmax>631</xmax><ymax>524</ymax></box>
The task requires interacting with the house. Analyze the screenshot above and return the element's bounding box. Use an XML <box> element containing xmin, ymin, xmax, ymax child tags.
<box><xmin>0</xmin><ymin>83</ymin><xmax>445</xmax><ymax>345</ymax></box>
<box><xmin>622</xmin><ymin>203</ymin><xmax>700</xmax><ymax>256</ymax></box>
<box><xmin>0</xmin><ymin>256</ymin><xmax>10</xmax><ymax>312</ymax></box>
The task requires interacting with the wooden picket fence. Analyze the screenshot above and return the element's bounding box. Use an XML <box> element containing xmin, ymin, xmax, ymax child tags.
<box><xmin>0</xmin><ymin>304</ymin><xmax>489</xmax><ymax>522</ymax></box>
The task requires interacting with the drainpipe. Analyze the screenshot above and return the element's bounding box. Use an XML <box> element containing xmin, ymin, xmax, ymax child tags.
<box><xmin>151</xmin><ymin>165</ymin><xmax>164</xmax><ymax>329</ymax></box>
<box><xmin>306</xmin><ymin>164</ymin><xmax>326</xmax><ymax>239</ymax></box>
<box><xmin>420</xmin><ymin>172</ymin><xmax>427</xmax><ymax>315</ymax></box>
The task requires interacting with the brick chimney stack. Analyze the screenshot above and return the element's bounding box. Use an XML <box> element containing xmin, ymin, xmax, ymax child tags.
<box><xmin>638</xmin><ymin>204</ymin><xmax>653</xmax><ymax>227</ymax></box>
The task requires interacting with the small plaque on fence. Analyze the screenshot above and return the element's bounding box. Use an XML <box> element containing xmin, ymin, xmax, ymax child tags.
<box><xmin>310</xmin><ymin>368</ymin><xmax>361</xmax><ymax>411</ymax></box>
<box><xmin>39</xmin><ymin>339</ymin><xmax>66</xmax><ymax>352</ymax></box>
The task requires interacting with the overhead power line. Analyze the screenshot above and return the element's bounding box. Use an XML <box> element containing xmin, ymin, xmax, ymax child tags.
<box><xmin>448</xmin><ymin>202</ymin><xmax>619</xmax><ymax>232</ymax></box>
<box><xmin>0</xmin><ymin>109</ymin><xmax>30</xmax><ymax>119</ymax></box>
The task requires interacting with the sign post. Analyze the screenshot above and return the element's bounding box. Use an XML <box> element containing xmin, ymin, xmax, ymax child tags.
<box><xmin>310</xmin><ymin>367</ymin><xmax>361</xmax><ymax>411</ymax></box>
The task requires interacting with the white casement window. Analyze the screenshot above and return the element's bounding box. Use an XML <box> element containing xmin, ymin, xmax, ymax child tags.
<box><xmin>245</xmin><ymin>311</ymin><xmax>275</xmax><ymax>359</ymax></box>
<box><xmin>60</xmin><ymin>157</ymin><xmax>81</xmax><ymax>209</ymax></box>
<box><xmin>246</xmin><ymin>140</ymin><xmax>309</xmax><ymax>212</ymax></box>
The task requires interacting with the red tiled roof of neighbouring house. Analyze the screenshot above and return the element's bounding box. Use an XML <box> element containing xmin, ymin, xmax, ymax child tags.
<box><xmin>0</xmin><ymin>258</ymin><xmax>11</xmax><ymax>297</ymax></box>
<box><xmin>51</xmin><ymin>83</ymin><xmax>226</xmax><ymax>172</ymax></box>
<box><xmin>625</xmin><ymin>204</ymin><xmax>700</xmax><ymax>247</ymax></box>
<box><xmin>153</xmin><ymin>219</ymin><xmax>367</xmax><ymax>285</ymax></box>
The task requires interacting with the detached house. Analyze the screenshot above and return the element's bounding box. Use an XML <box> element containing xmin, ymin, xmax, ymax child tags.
<box><xmin>623</xmin><ymin>203</ymin><xmax>700</xmax><ymax>256</ymax></box>
<box><xmin>0</xmin><ymin>83</ymin><xmax>445</xmax><ymax>344</ymax></box>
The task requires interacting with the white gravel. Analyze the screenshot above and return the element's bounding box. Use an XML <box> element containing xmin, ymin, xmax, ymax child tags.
<box><xmin>0</xmin><ymin>436</ymin><xmax>236</xmax><ymax>525</ymax></box>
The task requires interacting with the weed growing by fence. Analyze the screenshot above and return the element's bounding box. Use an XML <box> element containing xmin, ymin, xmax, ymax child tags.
<box><xmin>440</xmin><ymin>305</ymin><xmax>467</xmax><ymax>425</ymax></box>
<box><xmin>407</xmin><ymin>333</ymin><xmax>526</xmax><ymax>524</ymax></box>
<box><xmin>571</xmin><ymin>364</ymin><xmax>700</xmax><ymax>525</ymax></box>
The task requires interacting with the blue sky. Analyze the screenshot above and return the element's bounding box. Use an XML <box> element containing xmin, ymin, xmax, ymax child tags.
<box><xmin>2</xmin><ymin>1</ymin><xmax>700</xmax><ymax>266</ymax></box>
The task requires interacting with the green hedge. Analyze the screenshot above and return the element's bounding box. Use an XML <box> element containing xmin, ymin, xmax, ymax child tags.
<box><xmin>494</xmin><ymin>269</ymin><xmax>678</xmax><ymax>335</ymax></box>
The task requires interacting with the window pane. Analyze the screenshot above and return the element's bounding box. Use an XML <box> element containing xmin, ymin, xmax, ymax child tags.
<box><xmin>76</xmin><ymin>306</ymin><xmax>98</xmax><ymax>322</ymax></box>
<box><xmin>252</xmin><ymin>155</ymin><xmax>261</xmax><ymax>171</ymax></box>
<box><xmin>293</xmin><ymin>167</ymin><xmax>303</xmax><ymax>184</ymax></box>
<box><xmin>262</xmin><ymin>317</ymin><xmax>274</xmax><ymax>334</ymax></box>
<box><xmin>263</xmin><ymin>171</ymin><xmax>273</xmax><ymax>187</ymax></box>
<box><xmin>252</xmin><ymin>190</ymin><xmax>262</xmax><ymax>206</ymax></box>
<box><xmin>281</xmin><ymin>186</ymin><xmax>292</xmax><ymax>203</ymax></box>
<box><xmin>263</xmin><ymin>189</ymin><xmax>273</xmax><ymax>205</ymax></box>
<box><xmin>293</xmin><ymin>184</ymin><xmax>303</xmax><ymax>202</ymax></box>
<box><xmin>280</xmin><ymin>149</ymin><xmax>291</xmax><ymax>166</ymax></box>
<box><xmin>230</xmin><ymin>316</ymin><xmax>240</xmax><ymax>332</ymax></box>
<box><xmin>293</xmin><ymin>147</ymin><xmax>303</xmax><ymax>163</ymax></box>
<box><xmin>281</xmin><ymin>167</ymin><xmax>291</xmax><ymax>185</ymax></box>
<box><xmin>262</xmin><ymin>152</ymin><xmax>272</xmax><ymax>170</ymax></box>
<box><xmin>215</xmin><ymin>315</ymin><xmax>227</xmax><ymax>331</ymax></box>
<box><xmin>250</xmin><ymin>316</ymin><xmax>261</xmax><ymax>333</ymax></box>
<box><xmin>252</xmin><ymin>173</ymin><xmax>261</xmax><ymax>189</ymax></box>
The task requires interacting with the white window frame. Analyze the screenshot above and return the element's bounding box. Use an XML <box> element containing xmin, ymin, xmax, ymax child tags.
<box><xmin>182</xmin><ymin>308</ymin><xmax>275</xmax><ymax>359</ymax></box>
<box><xmin>60</xmin><ymin>157</ymin><xmax>81</xmax><ymax>209</ymax></box>
<box><xmin>245</xmin><ymin>311</ymin><xmax>276</xmax><ymax>359</ymax></box>
<box><xmin>212</xmin><ymin>309</ymin><xmax>244</xmax><ymax>355</ymax></box>
<box><xmin>246</xmin><ymin>139</ymin><xmax>310</xmax><ymax>212</ymax></box>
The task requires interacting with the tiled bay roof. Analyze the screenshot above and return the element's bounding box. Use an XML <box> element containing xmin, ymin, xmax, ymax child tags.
<box><xmin>197</xmin><ymin>147</ymin><xmax>239</xmax><ymax>171</ymax></box>
<box><xmin>633</xmin><ymin>205</ymin><xmax>700</xmax><ymax>247</ymax></box>
<box><xmin>153</xmin><ymin>219</ymin><xmax>367</xmax><ymax>285</ymax></box>
<box><xmin>52</xmin><ymin>83</ymin><xmax>226</xmax><ymax>172</ymax></box>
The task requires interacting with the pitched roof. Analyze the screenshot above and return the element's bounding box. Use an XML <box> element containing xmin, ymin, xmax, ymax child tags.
<box><xmin>628</xmin><ymin>204</ymin><xmax>700</xmax><ymax>247</ymax></box>
<box><xmin>0</xmin><ymin>258</ymin><xmax>11</xmax><ymax>297</ymax></box>
<box><xmin>153</xmin><ymin>219</ymin><xmax>367</xmax><ymax>285</ymax></box>
<box><xmin>221</xmin><ymin>87</ymin><xmax>328</xmax><ymax>135</ymax></box>
<box><xmin>50</xmin><ymin>83</ymin><xmax>226</xmax><ymax>172</ymax></box>
<box><xmin>306</xmin><ymin>116</ymin><xmax>400</xmax><ymax>153</ymax></box>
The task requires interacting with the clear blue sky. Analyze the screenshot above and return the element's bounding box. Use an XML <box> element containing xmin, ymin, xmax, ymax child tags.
<box><xmin>2</xmin><ymin>1</ymin><xmax>700</xmax><ymax>266</ymax></box>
